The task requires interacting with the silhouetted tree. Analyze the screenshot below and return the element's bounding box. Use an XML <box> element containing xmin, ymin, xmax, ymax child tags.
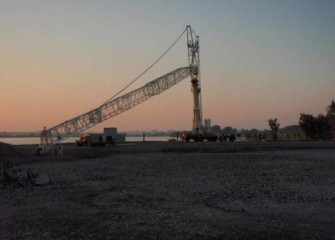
<box><xmin>268</xmin><ymin>118</ymin><xmax>280</xmax><ymax>141</ymax></box>
<box><xmin>299</xmin><ymin>113</ymin><xmax>318</xmax><ymax>140</ymax></box>
<box><xmin>316</xmin><ymin>114</ymin><xmax>332</xmax><ymax>139</ymax></box>
<box><xmin>326</xmin><ymin>100</ymin><xmax>335</xmax><ymax>139</ymax></box>
<box><xmin>327</xmin><ymin>100</ymin><xmax>335</xmax><ymax>117</ymax></box>
<box><xmin>299</xmin><ymin>113</ymin><xmax>331</xmax><ymax>140</ymax></box>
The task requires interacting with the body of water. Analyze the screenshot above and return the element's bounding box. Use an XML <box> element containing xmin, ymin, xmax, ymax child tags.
<box><xmin>0</xmin><ymin>136</ymin><xmax>173</xmax><ymax>145</ymax></box>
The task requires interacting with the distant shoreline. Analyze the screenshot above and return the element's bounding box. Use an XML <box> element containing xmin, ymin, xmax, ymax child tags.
<box><xmin>0</xmin><ymin>136</ymin><xmax>39</xmax><ymax>138</ymax></box>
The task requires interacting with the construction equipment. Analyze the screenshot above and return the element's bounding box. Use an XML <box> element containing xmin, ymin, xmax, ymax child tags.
<box><xmin>76</xmin><ymin>133</ymin><xmax>107</xmax><ymax>147</ymax></box>
<box><xmin>38</xmin><ymin>67</ymin><xmax>189</xmax><ymax>155</ymax></box>
<box><xmin>38</xmin><ymin>25</ymin><xmax>215</xmax><ymax>155</ymax></box>
<box><xmin>183</xmin><ymin>26</ymin><xmax>218</xmax><ymax>142</ymax></box>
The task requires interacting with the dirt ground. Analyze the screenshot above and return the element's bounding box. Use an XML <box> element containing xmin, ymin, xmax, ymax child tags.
<box><xmin>0</xmin><ymin>141</ymin><xmax>334</xmax><ymax>239</ymax></box>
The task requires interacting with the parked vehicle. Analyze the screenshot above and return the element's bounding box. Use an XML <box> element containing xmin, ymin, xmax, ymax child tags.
<box><xmin>76</xmin><ymin>133</ymin><xmax>108</xmax><ymax>147</ymax></box>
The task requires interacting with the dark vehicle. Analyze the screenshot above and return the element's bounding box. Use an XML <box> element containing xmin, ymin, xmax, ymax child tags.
<box><xmin>76</xmin><ymin>133</ymin><xmax>108</xmax><ymax>147</ymax></box>
<box><xmin>219</xmin><ymin>134</ymin><xmax>241</xmax><ymax>142</ymax></box>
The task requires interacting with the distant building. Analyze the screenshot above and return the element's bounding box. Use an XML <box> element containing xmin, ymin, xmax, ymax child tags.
<box><xmin>104</xmin><ymin>128</ymin><xmax>126</xmax><ymax>143</ymax></box>
<box><xmin>210</xmin><ymin>125</ymin><xmax>221</xmax><ymax>135</ymax></box>
<box><xmin>204</xmin><ymin>119</ymin><xmax>211</xmax><ymax>131</ymax></box>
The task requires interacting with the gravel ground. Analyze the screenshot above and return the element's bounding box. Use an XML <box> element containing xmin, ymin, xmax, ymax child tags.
<box><xmin>0</xmin><ymin>142</ymin><xmax>335</xmax><ymax>239</ymax></box>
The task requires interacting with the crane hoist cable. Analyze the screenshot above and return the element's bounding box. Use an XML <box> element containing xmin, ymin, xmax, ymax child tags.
<box><xmin>100</xmin><ymin>27</ymin><xmax>188</xmax><ymax>107</ymax></box>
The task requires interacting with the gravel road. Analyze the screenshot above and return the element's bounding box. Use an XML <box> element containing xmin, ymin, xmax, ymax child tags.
<box><xmin>1</xmin><ymin>141</ymin><xmax>334</xmax><ymax>239</ymax></box>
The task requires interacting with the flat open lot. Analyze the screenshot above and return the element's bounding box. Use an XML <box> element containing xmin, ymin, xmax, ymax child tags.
<box><xmin>1</xmin><ymin>141</ymin><xmax>335</xmax><ymax>239</ymax></box>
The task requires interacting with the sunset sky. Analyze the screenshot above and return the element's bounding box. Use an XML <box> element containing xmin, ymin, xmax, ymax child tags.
<box><xmin>1</xmin><ymin>0</ymin><xmax>334</xmax><ymax>132</ymax></box>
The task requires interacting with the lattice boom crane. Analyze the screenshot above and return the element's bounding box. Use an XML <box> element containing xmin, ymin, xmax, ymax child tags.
<box><xmin>38</xmin><ymin>25</ymin><xmax>216</xmax><ymax>154</ymax></box>
<box><xmin>39</xmin><ymin>67</ymin><xmax>189</xmax><ymax>154</ymax></box>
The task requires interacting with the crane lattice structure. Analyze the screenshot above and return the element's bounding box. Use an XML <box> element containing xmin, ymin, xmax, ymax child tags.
<box><xmin>41</xmin><ymin>67</ymin><xmax>189</xmax><ymax>146</ymax></box>
<box><xmin>40</xmin><ymin>25</ymin><xmax>202</xmax><ymax>153</ymax></box>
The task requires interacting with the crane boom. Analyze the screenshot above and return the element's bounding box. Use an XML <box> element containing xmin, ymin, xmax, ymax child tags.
<box><xmin>40</xmin><ymin>67</ymin><xmax>190</xmax><ymax>148</ymax></box>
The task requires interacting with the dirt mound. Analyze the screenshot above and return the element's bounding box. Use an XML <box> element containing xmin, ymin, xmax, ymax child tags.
<box><xmin>0</xmin><ymin>142</ymin><xmax>22</xmax><ymax>157</ymax></box>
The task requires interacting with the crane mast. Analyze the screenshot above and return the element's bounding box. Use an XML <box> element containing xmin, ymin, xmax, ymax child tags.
<box><xmin>187</xmin><ymin>25</ymin><xmax>203</xmax><ymax>135</ymax></box>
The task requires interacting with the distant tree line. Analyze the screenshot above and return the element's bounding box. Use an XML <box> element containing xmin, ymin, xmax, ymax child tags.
<box><xmin>299</xmin><ymin>100</ymin><xmax>335</xmax><ymax>140</ymax></box>
<box><xmin>207</xmin><ymin>100</ymin><xmax>335</xmax><ymax>142</ymax></box>
<box><xmin>206</xmin><ymin>124</ymin><xmax>302</xmax><ymax>142</ymax></box>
